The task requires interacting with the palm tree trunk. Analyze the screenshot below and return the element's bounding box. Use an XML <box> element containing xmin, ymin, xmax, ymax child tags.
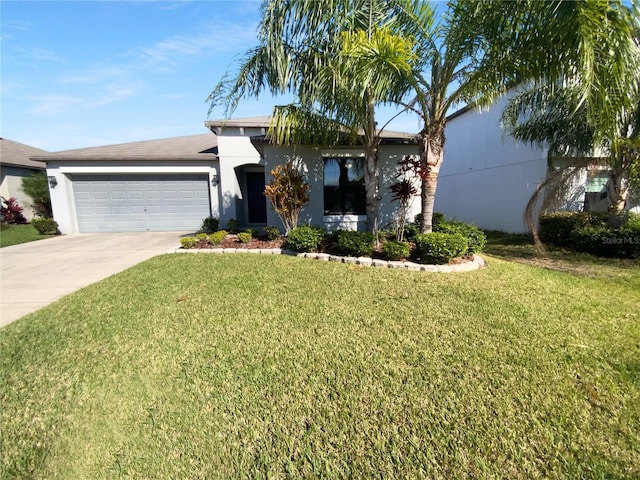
<box><xmin>364</xmin><ymin>146</ymin><xmax>379</xmax><ymax>236</ymax></box>
<box><xmin>419</xmin><ymin>122</ymin><xmax>445</xmax><ymax>234</ymax></box>
<box><xmin>607</xmin><ymin>167</ymin><xmax>628</xmax><ymax>227</ymax></box>
<box><xmin>363</xmin><ymin>98</ymin><xmax>380</xmax><ymax>238</ymax></box>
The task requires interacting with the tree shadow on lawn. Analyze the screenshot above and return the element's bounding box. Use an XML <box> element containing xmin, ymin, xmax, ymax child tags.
<box><xmin>482</xmin><ymin>230</ymin><xmax>640</xmax><ymax>279</ymax></box>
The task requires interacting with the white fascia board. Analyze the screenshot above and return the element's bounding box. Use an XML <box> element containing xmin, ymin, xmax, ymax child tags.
<box><xmin>58</xmin><ymin>165</ymin><xmax>213</xmax><ymax>174</ymax></box>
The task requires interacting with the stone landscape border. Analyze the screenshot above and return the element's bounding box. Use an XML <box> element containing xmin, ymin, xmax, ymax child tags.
<box><xmin>170</xmin><ymin>246</ymin><xmax>486</xmax><ymax>273</ymax></box>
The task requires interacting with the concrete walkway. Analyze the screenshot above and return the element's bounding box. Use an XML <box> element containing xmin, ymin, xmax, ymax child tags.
<box><xmin>0</xmin><ymin>232</ymin><xmax>183</xmax><ymax>327</ymax></box>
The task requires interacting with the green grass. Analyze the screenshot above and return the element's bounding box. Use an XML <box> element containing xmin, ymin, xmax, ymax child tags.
<box><xmin>1</xmin><ymin>252</ymin><xmax>639</xmax><ymax>479</ymax></box>
<box><xmin>0</xmin><ymin>223</ymin><xmax>55</xmax><ymax>248</ymax></box>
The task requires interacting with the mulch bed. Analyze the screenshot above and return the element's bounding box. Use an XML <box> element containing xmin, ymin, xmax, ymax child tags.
<box><xmin>192</xmin><ymin>234</ymin><xmax>286</xmax><ymax>250</ymax></box>
<box><xmin>187</xmin><ymin>234</ymin><xmax>474</xmax><ymax>265</ymax></box>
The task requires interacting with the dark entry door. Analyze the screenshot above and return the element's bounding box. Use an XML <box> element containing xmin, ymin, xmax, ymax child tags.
<box><xmin>246</xmin><ymin>171</ymin><xmax>267</xmax><ymax>224</ymax></box>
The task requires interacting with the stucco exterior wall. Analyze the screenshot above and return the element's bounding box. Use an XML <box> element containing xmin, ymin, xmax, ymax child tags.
<box><xmin>435</xmin><ymin>96</ymin><xmax>548</xmax><ymax>233</ymax></box>
<box><xmin>0</xmin><ymin>165</ymin><xmax>43</xmax><ymax>221</ymax></box>
<box><xmin>263</xmin><ymin>143</ymin><xmax>421</xmax><ymax>232</ymax></box>
<box><xmin>214</xmin><ymin>130</ymin><xmax>264</xmax><ymax>228</ymax></box>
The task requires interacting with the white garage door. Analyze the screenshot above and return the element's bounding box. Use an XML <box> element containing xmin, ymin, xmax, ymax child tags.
<box><xmin>72</xmin><ymin>174</ymin><xmax>211</xmax><ymax>232</ymax></box>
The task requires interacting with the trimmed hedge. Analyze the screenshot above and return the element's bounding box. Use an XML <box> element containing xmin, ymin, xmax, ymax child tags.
<box><xmin>237</xmin><ymin>232</ymin><xmax>252</xmax><ymax>243</ymax></box>
<box><xmin>539</xmin><ymin>211</ymin><xmax>639</xmax><ymax>258</ymax></box>
<box><xmin>539</xmin><ymin>212</ymin><xmax>607</xmax><ymax>247</ymax></box>
<box><xmin>201</xmin><ymin>216</ymin><xmax>219</xmax><ymax>233</ymax></box>
<box><xmin>180</xmin><ymin>237</ymin><xmax>197</xmax><ymax>249</ymax></box>
<box><xmin>434</xmin><ymin>220</ymin><xmax>486</xmax><ymax>254</ymax></box>
<box><xmin>412</xmin><ymin>232</ymin><xmax>468</xmax><ymax>265</ymax></box>
<box><xmin>382</xmin><ymin>240</ymin><xmax>410</xmax><ymax>261</ymax></box>
<box><xmin>331</xmin><ymin>230</ymin><xmax>375</xmax><ymax>257</ymax></box>
<box><xmin>286</xmin><ymin>226</ymin><xmax>325</xmax><ymax>252</ymax></box>
<box><xmin>31</xmin><ymin>217</ymin><xmax>59</xmax><ymax>235</ymax></box>
<box><xmin>207</xmin><ymin>230</ymin><xmax>228</xmax><ymax>245</ymax></box>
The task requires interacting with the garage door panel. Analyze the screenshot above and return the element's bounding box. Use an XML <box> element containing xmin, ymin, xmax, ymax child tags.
<box><xmin>72</xmin><ymin>174</ymin><xmax>210</xmax><ymax>232</ymax></box>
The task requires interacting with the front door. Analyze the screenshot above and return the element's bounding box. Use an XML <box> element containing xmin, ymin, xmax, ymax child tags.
<box><xmin>246</xmin><ymin>171</ymin><xmax>267</xmax><ymax>224</ymax></box>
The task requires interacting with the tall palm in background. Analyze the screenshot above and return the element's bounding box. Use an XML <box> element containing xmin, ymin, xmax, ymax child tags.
<box><xmin>383</xmin><ymin>0</ymin><xmax>639</xmax><ymax>233</ymax></box>
<box><xmin>501</xmin><ymin>0</ymin><xmax>640</xmax><ymax>236</ymax></box>
<box><xmin>209</xmin><ymin>0</ymin><xmax>424</xmax><ymax>237</ymax></box>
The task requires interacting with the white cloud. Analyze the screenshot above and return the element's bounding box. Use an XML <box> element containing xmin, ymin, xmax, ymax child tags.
<box><xmin>90</xmin><ymin>84</ymin><xmax>139</xmax><ymax>107</ymax></box>
<box><xmin>29</xmin><ymin>47</ymin><xmax>66</xmax><ymax>64</ymax></box>
<box><xmin>130</xmin><ymin>22</ymin><xmax>258</xmax><ymax>70</ymax></box>
<box><xmin>26</xmin><ymin>95</ymin><xmax>84</xmax><ymax>115</ymax></box>
<box><xmin>59</xmin><ymin>67</ymin><xmax>130</xmax><ymax>85</ymax></box>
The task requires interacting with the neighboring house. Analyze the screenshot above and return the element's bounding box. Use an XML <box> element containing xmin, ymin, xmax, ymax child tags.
<box><xmin>0</xmin><ymin>138</ymin><xmax>48</xmax><ymax>221</ymax></box>
<box><xmin>34</xmin><ymin>117</ymin><xmax>421</xmax><ymax>234</ymax></box>
<box><xmin>435</xmin><ymin>95</ymin><xmax>638</xmax><ymax>233</ymax></box>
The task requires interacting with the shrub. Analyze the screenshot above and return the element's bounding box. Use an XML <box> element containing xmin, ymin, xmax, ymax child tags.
<box><xmin>622</xmin><ymin>211</ymin><xmax>640</xmax><ymax>230</ymax></box>
<box><xmin>208</xmin><ymin>230</ymin><xmax>228</xmax><ymax>245</ymax></box>
<box><xmin>226</xmin><ymin>218</ymin><xmax>240</xmax><ymax>232</ymax></box>
<box><xmin>31</xmin><ymin>217</ymin><xmax>59</xmax><ymax>235</ymax></box>
<box><xmin>412</xmin><ymin>232</ymin><xmax>468</xmax><ymax>265</ymax></box>
<box><xmin>180</xmin><ymin>237</ymin><xmax>198</xmax><ymax>249</ymax></box>
<box><xmin>331</xmin><ymin>230</ymin><xmax>374</xmax><ymax>257</ymax></box>
<box><xmin>286</xmin><ymin>226</ymin><xmax>325</xmax><ymax>252</ymax></box>
<box><xmin>432</xmin><ymin>212</ymin><xmax>445</xmax><ymax>226</ymax></box>
<box><xmin>22</xmin><ymin>172</ymin><xmax>52</xmax><ymax>217</ymax></box>
<box><xmin>569</xmin><ymin>225</ymin><xmax>610</xmax><ymax>257</ymax></box>
<box><xmin>264</xmin><ymin>160</ymin><xmax>311</xmax><ymax>235</ymax></box>
<box><xmin>237</xmin><ymin>232</ymin><xmax>252</xmax><ymax>243</ymax></box>
<box><xmin>434</xmin><ymin>220</ymin><xmax>486</xmax><ymax>254</ymax></box>
<box><xmin>403</xmin><ymin>222</ymin><xmax>420</xmax><ymax>242</ymax></box>
<box><xmin>620</xmin><ymin>217</ymin><xmax>640</xmax><ymax>258</ymax></box>
<box><xmin>382</xmin><ymin>240</ymin><xmax>410</xmax><ymax>261</ymax></box>
<box><xmin>1</xmin><ymin>197</ymin><xmax>27</xmax><ymax>224</ymax></box>
<box><xmin>246</xmin><ymin>228</ymin><xmax>259</xmax><ymax>238</ymax></box>
<box><xmin>196</xmin><ymin>233</ymin><xmax>208</xmax><ymax>241</ymax></box>
<box><xmin>539</xmin><ymin>212</ymin><xmax>607</xmax><ymax>247</ymax></box>
<box><xmin>571</xmin><ymin>222</ymin><xmax>640</xmax><ymax>259</ymax></box>
<box><xmin>201</xmin><ymin>216</ymin><xmax>219</xmax><ymax>233</ymax></box>
<box><xmin>263</xmin><ymin>225</ymin><xmax>281</xmax><ymax>240</ymax></box>
<box><xmin>538</xmin><ymin>211</ymin><xmax>639</xmax><ymax>258</ymax></box>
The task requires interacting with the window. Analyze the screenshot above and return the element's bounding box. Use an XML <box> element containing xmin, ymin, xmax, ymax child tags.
<box><xmin>323</xmin><ymin>157</ymin><xmax>366</xmax><ymax>215</ymax></box>
<box><xmin>584</xmin><ymin>169</ymin><xmax>610</xmax><ymax>212</ymax></box>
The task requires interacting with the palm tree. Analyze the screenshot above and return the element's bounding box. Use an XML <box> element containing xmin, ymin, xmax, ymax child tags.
<box><xmin>383</xmin><ymin>0</ymin><xmax>524</xmax><ymax>233</ymax></box>
<box><xmin>500</xmin><ymin>1</ymin><xmax>640</xmax><ymax>239</ymax></box>
<box><xmin>503</xmin><ymin>88</ymin><xmax>640</xmax><ymax>237</ymax></box>
<box><xmin>208</xmin><ymin>0</ymin><xmax>425</xmax><ymax>237</ymax></box>
<box><xmin>386</xmin><ymin>0</ymin><xmax>639</xmax><ymax>233</ymax></box>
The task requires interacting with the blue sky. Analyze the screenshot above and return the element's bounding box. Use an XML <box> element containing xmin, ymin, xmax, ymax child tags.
<box><xmin>1</xmin><ymin>0</ymin><xmax>421</xmax><ymax>152</ymax></box>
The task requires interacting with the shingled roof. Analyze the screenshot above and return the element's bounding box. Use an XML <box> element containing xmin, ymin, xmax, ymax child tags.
<box><xmin>31</xmin><ymin>134</ymin><xmax>218</xmax><ymax>162</ymax></box>
<box><xmin>0</xmin><ymin>138</ymin><xmax>48</xmax><ymax>169</ymax></box>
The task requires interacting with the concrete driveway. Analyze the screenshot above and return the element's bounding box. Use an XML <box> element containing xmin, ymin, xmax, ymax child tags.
<box><xmin>1</xmin><ymin>232</ymin><xmax>183</xmax><ymax>327</ymax></box>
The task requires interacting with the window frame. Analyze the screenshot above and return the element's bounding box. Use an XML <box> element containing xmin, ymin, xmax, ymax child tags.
<box><xmin>321</xmin><ymin>151</ymin><xmax>366</xmax><ymax>216</ymax></box>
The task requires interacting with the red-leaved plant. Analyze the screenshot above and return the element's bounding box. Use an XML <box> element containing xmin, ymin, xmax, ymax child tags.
<box><xmin>389</xmin><ymin>167</ymin><xmax>418</xmax><ymax>242</ymax></box>
<box><xmin>1</xmin><ymin>197</ymin><xmax>27</xmax><ymax>224</ymax></box>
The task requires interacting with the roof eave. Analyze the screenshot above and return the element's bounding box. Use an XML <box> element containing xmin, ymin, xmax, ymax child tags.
<box><xmin>249</xmin><ymin>135</ymin><xmax>420</xmax><ymax>147</ymax></box>
<box><xmin>32</xmin><ymin>155</ymin><xmax>218</xmax><ymax>163</ymax></box>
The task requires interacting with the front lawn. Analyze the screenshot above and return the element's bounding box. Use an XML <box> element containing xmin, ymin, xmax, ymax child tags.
<box><xmin>1</xmin><ymin>254</ymin><xmax>638</xmax><ymax>478</ymax></box>
<box><xmin>0</xmin><ymin>223</ymin><xmax>55</xmax><ymax>248</ymax></box>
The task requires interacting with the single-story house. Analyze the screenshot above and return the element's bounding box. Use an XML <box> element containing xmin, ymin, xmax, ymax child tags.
<box><xmin>34</xmin><ymin>117</ymin><xmax>421</xmax><ymax>234</ymax></box>
<box><xmin>1</xmin><ymin>138</ymin><xmax>48</xmax><ymax>221</ymax></box>
<box><xmin>435</xmin><ymin>95</ymin><xmax>638</xmax><ymax>233</ymax></box>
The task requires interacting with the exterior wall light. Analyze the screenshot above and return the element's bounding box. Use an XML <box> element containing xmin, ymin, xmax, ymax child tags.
<box><xmin>211</xmin><ymin>175</ymin><xmax>219</xmax><ymax>187</ymax></box>
<box><xmin>48</xmin><ymin>176</ymin><xmax>58</xmax><ymax>188</ymax></box>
